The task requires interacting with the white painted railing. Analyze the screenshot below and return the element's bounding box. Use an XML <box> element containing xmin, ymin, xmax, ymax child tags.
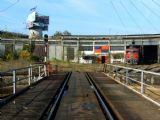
<box><xmin>104</xmin><ymin>64</ymin><xmax>160</xmax><ymax>106</ymax></box>
<box><xmin>0</xmin><ymin>64</ymin><xmax>47</xmax><ymax>96</ymax></box>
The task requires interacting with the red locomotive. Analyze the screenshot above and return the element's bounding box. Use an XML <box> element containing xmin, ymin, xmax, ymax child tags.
<box><xmin>125</xmin><ymin>46</ymin><xmax>139</xmax><ymax>64</ymax></box>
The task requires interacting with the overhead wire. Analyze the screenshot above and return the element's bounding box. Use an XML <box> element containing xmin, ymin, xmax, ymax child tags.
<box><xmin>152</xmin><ymin>0</ymin><xmax>160</xmax><ymax>8</ymax></box>
<box><xmin>0</xmin><ymin>0</ymin><xmax>20</xmax><ymax>13</ymax></box>
<box><xmin>129</xmin><ymin>0</ymin><xmax>158</xmax><ymax>33</ymax></box>
<box><xmin>141</xmin><ymin>0</ymin><xmax>160</xmax><ymax>19</ymax></box>
<box><xmin>119</xmin><ymin>0</ymin><xmax>143</xmax><ymax>34</ymax></box>
<box><xmin>110</xmin><ymin>1</ymin><xmax>128</xmax><ymax>34</ymax></box>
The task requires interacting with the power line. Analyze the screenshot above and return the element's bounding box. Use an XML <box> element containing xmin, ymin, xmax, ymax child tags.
<box><xmin>152</xmin><ymin>0</ymin><xmax>160</xmax><ymax>8</ymax></box>
<box><xmin>34</xmin><ymin>0</ymin><xmax>38</xmax><ymax>6</ymax></box>
<box><xmin>141</xmin><ymin>1</ymin><xmax>160</xmax><ymax>19</ymax></box>
<box><xmin>0</xmin><ymin>0</ymin><xmax>20</xmax><ymax>13</ymax></box>
<box><xmin>110</xmin><ymin>1</ymin><xmax>128</xmax><ymax>34</ymax></box>
<box><xmin>129</xmin><ymin>0</ymin><xmax>158</xmax><ymax>33</ymax></box>
<box><xmin>119</xmin><ymin>1</ymin><xmax>143</xmax><ymax>33</ymax></box>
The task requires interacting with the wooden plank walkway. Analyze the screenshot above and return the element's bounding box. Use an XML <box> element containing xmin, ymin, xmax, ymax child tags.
<box><xmin>91</xmin><ymin>72</ymin><xmax>160</xmax><ymax>120</ymax></box>
<box><xmin>55</xmin><ymin>72</ymin><xmax>106</xmax><ymax>120</ymax></box>
<box><xmin>0</xmin><ymin>73</ymin><xmax>66</xmax><ymax>120</ymax></box>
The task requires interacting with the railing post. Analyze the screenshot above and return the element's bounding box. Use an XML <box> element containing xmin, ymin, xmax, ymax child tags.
<box><xmin>39</xmin><ymin>66</ymin><xmax>41</xmax><ymax>78</ymax></box>
<box><xmin>106</xmin><ymin>64</ymin><xmax>108</xmax><ymax>72</ymax></box>
<box><xmin>141</xmin><ymin>71</ymin><xmax>144</xmax><ymax>94</ymax></box>
<box><xmin>13</xmin><ymin>70</ymin><xmax>16</xmax><ymax>94</ymax></box>
<box><xmin>44</xmin><ymin>64</ymin><xmax>47</xmax><ymax>77</ymax></box>
<box><xmin>115</xmin><ymin>67</ymin><xmax>118</xmax><ymax>77</ymax></box>
<box><xmin>103</xmin><ymin>64</ymin><xmax>106</xmax><ymax>72</ymax></box>
<box><xmin>30</xmin><ymin>65</ymin><xmax>33</xmax><ymax>83</ymax></box>
<box><xmin>109</xmin><ymin>64</ymin><xmax>111</xmax><ymax>75</ymax></box>
<box><xmin>28</xmin><ymin>67</ymin><xmax>31</xmax><ymax>85</ymax></box>
<box><xmin>126</xmin><ymin>69</ymin><xmax>128</xmax><ymax>84</ymax></box>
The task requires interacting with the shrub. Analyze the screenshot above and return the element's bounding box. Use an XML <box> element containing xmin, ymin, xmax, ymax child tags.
<box><xmin>5</xmin><ymin>51</ymin><xmax>19</xmax><ymax>60</ymax></box>
<box><xmin>30</xmin><ymin>55</ymin><xmax>43</xmax><ymax>62</ymax></box>
<box><xmin>20</xmin><ymin>50</ymin><xmax>30</xmax><ymax>60</ymax></box>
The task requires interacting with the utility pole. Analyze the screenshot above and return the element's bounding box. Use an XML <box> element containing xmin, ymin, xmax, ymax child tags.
<box><xmin>44</xmin><ymin>34</ymin><xmax>48</xmax><ymax>76</ymax></box>
<box><xmin>44</xmin><ymin>34</ymin><xmax>48</xmax><ymax>62</ymax></box>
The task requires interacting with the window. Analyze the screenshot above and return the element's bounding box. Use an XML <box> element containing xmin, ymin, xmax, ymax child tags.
<box><xmin>95</xmin><ymin>42</ymin><xmax>108</xmax><ymax>45</ymax></box>
<box><xmin>79</xmin><ymin>42</ymin><xmax>93</xmax><ymax>45</ymax></box>
<box><xmin>110</xmin><ymin>41</ymin><xmax>124</xmax><ymax>44</ymax></box>
<box><xmin>79</xmin><ymin>46</ymin><xmax>93</xmax><ymax>51</ymax></box>
<box><xmin>63</xmin><ymin>42</ymin><xmax>77</xmax><ymax>45</ymax></box>
<box><xmin>110</xmin><ymin>46</ymin><xmax>124</xmax><ymax>51</ymax></box>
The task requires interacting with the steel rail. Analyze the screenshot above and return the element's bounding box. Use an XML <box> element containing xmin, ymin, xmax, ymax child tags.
<box><xmin>85</xmin><ymin>72</ymin><xmax>121</xmax><ymax>120</ymax></box>
<box><xmin>46</xmin><ymin>72</ymin><xmax>72</xmax><ymax>120</ymax></box>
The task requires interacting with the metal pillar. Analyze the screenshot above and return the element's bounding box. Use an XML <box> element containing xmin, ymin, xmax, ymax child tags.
<box><xmin>13</xmin><ymin>70</ymin><xmax>16</xmax><ymax>94</ymax></box>
<box><xmin>28</xmin><ymin>67</ymin><xmax>31</xmax><ymax>85</ymax></box>
<box><xmin>126</xmin><ymin>69</ymin><xmax>129</xmax><ymax>84</ymax></box>
<box><xmin>141</xmin><ymin>71</ymin><xmax>144</xmax><ymax>94</ymax></box>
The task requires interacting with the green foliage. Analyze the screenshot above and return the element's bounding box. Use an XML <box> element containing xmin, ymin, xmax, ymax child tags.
<box><xmin>23</xmin><ymin>41</ymin><xmax>35</xmax><ymax>53</ymax></box>
<box><xmin>21</xmin><ymin>41</ymin><xmax>39</xmax><ymax>61</ymax></box>
<box><xmin>63</xmin><ymin>30</ymin><xmax>71</xmax><ymax>35</ymax></box>
<box><xmin>0</xmin><ymin>30</ymin><xmax>28</xmax><ymax>39</ymax></box>
<box><xmin>4</xmin><ymin>44</ymin><xmax>19</xmax><ymax>60</ymax></box>
<box><xmin>23</xmin><ymin>44</ymin><xmax>30</xmax><ymax>51</ymax></box>
<box><xmin>92</xmin><ymin>56</ymin><xmax>99</xmax><ymax>64</ymax></box>
<box><xmin>52</xmin><ymin>30</ymin><xmax>72</xmax><ymax>39</ymax></box>
<box><xmin>53</xmin><ymin>31</ymin><xmax>63</xmax><ymax>39</ymax></box>
<box><xmin>5</xmin><ymin>51</ymin><xmax>19</xmax><ymax>60</ymax></box>
<box><xmin>30</xmin><ymin>55</ymin><xmax>40</xmax><ymax>61</ymax></box>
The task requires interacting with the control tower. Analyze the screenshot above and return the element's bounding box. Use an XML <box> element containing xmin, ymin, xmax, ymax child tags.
<box><xmin>26</xmin><ymin>10</ymin><xmax>49</xmax><ymax>39</ymax></box>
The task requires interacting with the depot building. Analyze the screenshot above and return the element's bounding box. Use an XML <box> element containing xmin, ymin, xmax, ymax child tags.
<box><xmin>61</xmin><ymin>34</ymin><xmax>160</xmax><ymax>64</ymax></box>
<box><xmin>1</xmin><ymin>34</ymin><xmax>160</xmax><ymax>64</ymax></box>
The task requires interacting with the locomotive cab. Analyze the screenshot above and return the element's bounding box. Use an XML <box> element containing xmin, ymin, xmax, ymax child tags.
<box><xmin>125</xmin><ymin>46</ymin><xmax>139</xmax><ymax>64</ymax></box>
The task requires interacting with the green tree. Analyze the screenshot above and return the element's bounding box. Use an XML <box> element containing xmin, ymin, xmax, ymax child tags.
<box><xmin>53</xmin><ymin>31</ymin><xmax>63</xmax><ymax>39</ymax></box>
<box><xmin>52</xmin><ymin>30</ymin><xmax>72</xmax><ymax>39</ymax></box>
<box><xmin>63</xmin><ymin>30</ymin><xmax>71</xmax><ymax>35</ymax></box>
<box><xmin>22</xmin><ymin>41</ymin><xmax>36</xmax><ymax>61</ymax></box>
<box><xmin>23</xmin><ymin>41</ymin><xmax>35</xmax><ymax>53</ymax></box>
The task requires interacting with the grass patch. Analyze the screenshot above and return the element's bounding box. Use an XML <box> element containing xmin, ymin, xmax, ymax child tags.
<box><xmin>0</xmin><ymin>59</ymin><xmax>31</xmax><ymax>71</ymax></box>
<box><xmin>50</xmin><ymin>60</ymin><xmax>103</xmax><ymax>72</ymax></box>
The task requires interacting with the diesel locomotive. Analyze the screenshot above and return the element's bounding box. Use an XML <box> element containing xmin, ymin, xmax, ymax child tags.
<box><xmin>125</xmin><ymin>46</ymin><xmax>139</xmax><ymax>64</ymax></box>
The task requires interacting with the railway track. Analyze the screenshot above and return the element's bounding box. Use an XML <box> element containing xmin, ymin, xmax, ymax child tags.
<box><xmin>48</xmin><ymin>72</ymin><xmax>160</xmax><ymax>120</ymax></box>
<box><xmin>85</xmin><ymin>72</ymin><xmax>120</xmax><ymax>120</ymax></box>
<box><xmin>48</xmin><ymin>72</ymin><xmax>119</xmax><ymax>120</ymax></box>
<box><xmin>1</xmin><ymin>71</ymin><xmax>159</xmax><ymax>120</ymax></box>
<box><xmin>0</xmin><ymin>72</ymin><xmax>68</xmax><ymax>120</ymax></box>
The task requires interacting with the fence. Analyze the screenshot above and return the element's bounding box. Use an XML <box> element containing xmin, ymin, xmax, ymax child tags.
<box><xmin>0</xmin><ymin>64</ymin><xmax>47</xmax><ymax>98</ymax></box>
<box><xmin>104</xmin><ymin>64</ymin><xmax>160</xmax><ymax>106</ymax></box>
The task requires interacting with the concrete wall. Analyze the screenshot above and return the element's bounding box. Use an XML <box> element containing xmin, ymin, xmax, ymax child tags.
<box><xmin>49</xmin><ymin>45</ymin><xmax>62</xmax><ymax>60</ymax></box>
<box><xmin>15</xmin><ymin>44</ymin><xmax>23</xmax><ymax>51</ymax></box>
<box><xmin>0</xmin><ymin>43</ymin><xmax>5</xmax><ymax>57</ymax></box>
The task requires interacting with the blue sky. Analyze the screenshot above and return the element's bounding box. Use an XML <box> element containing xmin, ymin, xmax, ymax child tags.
<box><xmin>0</xmin><ymin>0</ymin><xmax>160</xmax><ymax>35</ymax></box>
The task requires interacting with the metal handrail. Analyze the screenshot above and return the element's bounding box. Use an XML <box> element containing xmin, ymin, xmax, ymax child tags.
<box><xmin>0</xmin><ymin>64</ymin><xmax>47</xmax><ymax>95</ymax></box>
<box><xmin>110</xmin><ymin>64</ymin><xmax>160</xmax><ymax>76</ymax></box>
<box><xmin>104</xmin><ymin>64</ymin><xmax>160</xmax><ymax>106</ymax></box>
